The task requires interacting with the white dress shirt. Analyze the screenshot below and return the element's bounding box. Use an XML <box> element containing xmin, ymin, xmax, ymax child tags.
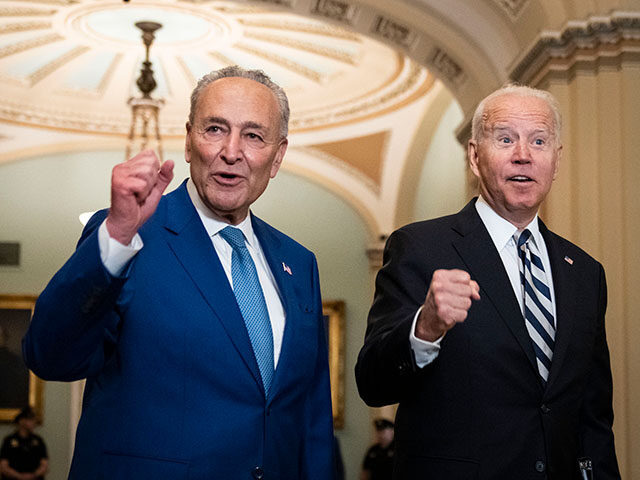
<box><xmin>97</xmin><ymin>179</ymin><xmax>286</xmax><ymax>367</ymax></box>
<box><xmin>410</xmin><ymin>196</ymin><xmax>556</xmax><ymax>367</ymax></box>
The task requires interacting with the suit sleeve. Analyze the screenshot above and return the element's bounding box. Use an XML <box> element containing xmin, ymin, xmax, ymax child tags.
<box><xmin>355</xmin><ymin>228</ymin><xmax>432</xmax><ymax>407</ymax></box>
<box><xmin>579</xmin><ymin>264</ymin><xmax>621</xmax><ymax>478</ymax></box>
<box><xmin>23</xmin><ymin>210</ymin><xmax>127</xmax><ymax>381</ymax></box>
<box><xmin>302</xmin><ymin>254</ymin><xmax>335</xmax><ymax>480</ymax></box>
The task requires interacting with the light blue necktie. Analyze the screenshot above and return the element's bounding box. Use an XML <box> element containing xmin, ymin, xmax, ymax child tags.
<box><xmin>516</xmin><ymin>229</ymin><xmax>555</xmax><ymax>384</ymax></box>
<box><xmin>219</xmin><ymin>226</ymin><xmax>274</xmax><ymax>396</ymax></box>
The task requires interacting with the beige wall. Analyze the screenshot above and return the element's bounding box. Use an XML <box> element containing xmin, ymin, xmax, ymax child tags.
<box><xmin>542</xmin><ymin>64</ymin><xmax>640</xmax><ymax>479</ymax></box>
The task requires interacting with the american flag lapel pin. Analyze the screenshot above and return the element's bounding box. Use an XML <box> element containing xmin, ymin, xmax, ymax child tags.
<box><xmin>564</xmin><ymin>256</ymin><xmax>574</xmax><ymax>265</ymax></box>
<box><xmin>282</xmin><ymin>262</ymin><xmax>292</xmax><ymax>275</ymax></box>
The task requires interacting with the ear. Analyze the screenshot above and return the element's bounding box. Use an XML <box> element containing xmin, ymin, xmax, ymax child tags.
<box><xmin>468</xmin><ymin>139</ymin><xmax>481</xmax><ymax>178</ymax></box>
<box><xmin>270</xmin><ymin>138</ymin><xmax>288</xmax><ymax>178</ymax></box>
<box><xmin>185</xmin><ymin>122</ymin><xmax>192</xmax><ymax>163</ymax></box>
<box><xmin>552</xmin><ymin>144</ymin><xmax>562</xmax><ymax>180</ymax></box>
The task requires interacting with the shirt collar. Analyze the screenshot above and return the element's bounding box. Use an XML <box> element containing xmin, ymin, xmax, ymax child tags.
<box><xmin>475</xmin><ymin>195</ymin><xmax>542</xmax><ymax>250</ymax></box>
<box><xmin>186</xmin><ymin>178</ymin><xmax>258</xmax><ymax>248</ymax></box>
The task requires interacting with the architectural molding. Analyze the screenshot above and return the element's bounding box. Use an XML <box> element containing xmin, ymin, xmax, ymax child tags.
<box><xmin>311</xmin><ymin>0</ymin><xmax>359</xmax><ymax>25</ymax></box>
<box><xmin>371</xmin><ymin>15</ymin><xmax>418</xmax><ymax>50</ymax></box>
<box><xmin>0</xmin><ymin>21</ymin><xmax>51</xmax><ymax>34</ymax></box>
<box><xmin>29</xmin><ymin>45</ymin><xmax>89</xmax><ymax>86</ymax></box>
<box><xmin>511</xmin><ymin>12</ymin><xmax>640</xmax><ymax>85</ymax></box>
<box><xmin>427</xmin><ymin>47</ymin><xmax>466</xmax><ymax>88</ymax></box>
<box><xmin>244</xmin><ymin>31</ymin><xmax>357</xmax><ymax>64</ymax></box>
<box><xmin>493</xmin><ymin>0</ymin><xmax>528</xmax><ymax>21</ymax></box>
<box><xmin>0</xmin><ymin>33</ymin><xmax>63</xmax><ymax>59</ymax></box>
<box><xmin>456</xmin><ymin>11</ymin><xmax>640</xmax><ymax>147</ymax></box>
<box><xmin>366</xmin><ymin>240</ymin><xmax>385</xmax><ymax>271</ymax></box>
<box><xmin>0</xmin><ymin>7</ymin><xmax>57</xmax><ymax>16</ymax></box>
<box><xmin>234</xmin><ymin>41</ymin><xmax>325</xmax><ymax>82</ymax></box>
<box><xmin>238</xmin><ymin>17</ymin><xmax>361</xmax><ymax>41</ymax></box>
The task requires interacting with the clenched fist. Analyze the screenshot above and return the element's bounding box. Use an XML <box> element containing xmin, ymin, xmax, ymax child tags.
<box><xmin>105</xmin><ymin>150</ymin><xmax>174</xmax><ymax>245</ymax></box>
<box><xmin>416</xmin><ymin>269</ymin><xmax>480</xmax><ymax>342</ymax></box>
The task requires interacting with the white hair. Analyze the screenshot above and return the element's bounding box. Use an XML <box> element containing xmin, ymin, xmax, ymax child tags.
<box><xmin>188</xmin><ymin>65</ymin><xmax>290</xmax><ymax>139</ymax></box>
<box><xmin>471</xmin><ymin>84</ymin><xmax>562</xmax><ymax>144</ymax></box>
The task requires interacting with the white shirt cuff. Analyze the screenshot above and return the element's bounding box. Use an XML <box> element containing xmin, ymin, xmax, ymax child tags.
<box><xmin>409</xmin><ymin>305</ymin><xmax>443</xmax><ymax>368</ymax></box>
<box><xmin>98</xmin><ymin>220</ymin><xmax>143</xmax><ymax>277</ymax></box>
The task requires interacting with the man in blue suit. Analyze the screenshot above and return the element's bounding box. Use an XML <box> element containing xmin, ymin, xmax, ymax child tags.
<box><xmin>23</xmin><ymin>66</ymin><xmax>334</xmax><ymax>479</ymax></box>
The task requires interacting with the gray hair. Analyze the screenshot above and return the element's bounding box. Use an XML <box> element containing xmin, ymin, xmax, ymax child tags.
<box><xmin>188</xmin><ymin>65</ymin><xmax>290</xmax><ymax>139</ymax></box>
<box><xmin>471</xmin><ymin>84</ymin><xmax>562</xmax><ymax>144</ymax></box>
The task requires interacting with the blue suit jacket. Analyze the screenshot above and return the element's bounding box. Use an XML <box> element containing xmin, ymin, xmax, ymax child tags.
<box><xmin>23</xmin><ymin>181</ymin><xmax>334</xmax><ymax>479</ymax></box>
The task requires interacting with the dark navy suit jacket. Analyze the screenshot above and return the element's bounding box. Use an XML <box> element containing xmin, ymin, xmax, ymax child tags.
<box><xmin>356</xmin><ymin>199</ymin><xmax>619</xmax><ymax>479</ymax></box>
<box><xmin>24</xmin><ymin>180</ymin><xmax>334</xmax><ymax>479</ymax></box>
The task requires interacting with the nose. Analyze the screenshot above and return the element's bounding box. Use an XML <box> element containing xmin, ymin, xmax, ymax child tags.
<box><xmin>513</xmin><ymin>140</ymin><xmax>532</xmax><ymax>163</ymax></box>
<box><xmin>220</xmin><ymin>131</ymin><xmax>242</xmax><ymax>163</ymax></box>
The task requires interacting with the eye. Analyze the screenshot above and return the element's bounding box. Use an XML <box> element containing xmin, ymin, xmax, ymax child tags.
<box><xmin>206</xmin><ymin>125</ymin><xmax>220</xmax><ymax>133</ymax></box>
<box><xmin>499</xmin><ymin>137</ymin><xmax>512</xmax><ymax>144</ymax></box>
<box><xmin>246</xmin><ymin>133</ymin><xmax>264</xmax><ymax>142</ymax></box>
<box><xmin>534</xmin><ymin>138</ymin><xmax>545</xmax><ymax>145</ymax></box>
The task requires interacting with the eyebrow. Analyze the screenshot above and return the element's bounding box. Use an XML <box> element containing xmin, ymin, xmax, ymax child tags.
<box><xmin>489</xmin><ymin>125</ymin><xmax>550</xmax><ymax>136</ymax></box>
<box><xmin>202</xmin><ymin>117</ymin><xmax>267</xmax><ymax>132</ymax></box>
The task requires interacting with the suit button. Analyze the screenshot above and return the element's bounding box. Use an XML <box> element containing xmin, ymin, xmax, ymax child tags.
<box><xmin>535</xmin><ymin>460</ymin><xmax>546</xmax><ymax>473</ymax></box>
<box><xmin>252</xmin><ymin>467</ymin><xmax>264</xmax><ymax>479</ymax></box>
<box><xmin>540</xmin><ymin>404</ymin><xmax>551</xmax><ymax>414</ymax></box>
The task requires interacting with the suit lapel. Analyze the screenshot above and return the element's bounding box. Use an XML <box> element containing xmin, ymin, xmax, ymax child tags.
<box><xmin>451</xmin><ymin>201</ymin><xmax>540</xmax><ymax>380</ymax></box>
<box><xmin>539</xmin><ymin>222</ymin><xmax>577</xmax><ymax>391</ymax></box>
<box><xmin>251</xmin><ymin>215</ymin><xmax>298</xmax><ymax>404</ymax></box>
<box><xmin>161</xmin><ymin>183</ymin><xmax>263</xmax><ymax>389</ymax></box>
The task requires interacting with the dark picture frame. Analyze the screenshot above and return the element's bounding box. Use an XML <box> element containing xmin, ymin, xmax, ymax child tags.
<box><xmin>0</xmin><ymin>295</ymin><xmax>44</xmax><ymax>422</ymax></box>
<box><xmin>323</xmin><ymin>300</ymin><xmax>345</xmax><ymax>429</ymax></box>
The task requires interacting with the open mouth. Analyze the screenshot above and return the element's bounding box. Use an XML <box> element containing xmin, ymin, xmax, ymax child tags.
<box><xmin>508</xmin><ymin>175</ymin><xmax>533</xmax><ymax>183</ymax></box>
<box><xmin>214</xmin><ymin>172</ymin><xmax>242</xmax><ymax>185</ymax></box>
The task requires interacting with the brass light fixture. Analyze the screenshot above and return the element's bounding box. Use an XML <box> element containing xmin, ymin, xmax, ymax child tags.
<box><xmin>125</xmin><ymin>21</ymin><xmax>164</xmax><ymax>161</ymax></box>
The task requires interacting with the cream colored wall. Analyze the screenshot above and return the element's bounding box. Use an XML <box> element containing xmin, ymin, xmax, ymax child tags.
<box><xmin>411</xmin><ymin>99</ymin><xmax>467</xmax><ymax>223</ymax></box>
<box><xmin>542</xmin><ymin>63</ymin><xmax>640</xmax><ymax>479</ymax></box>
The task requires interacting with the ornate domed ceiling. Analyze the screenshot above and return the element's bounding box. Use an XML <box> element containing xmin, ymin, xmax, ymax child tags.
<box><xmin>0</xmin><ymin>0</ymin><xmax>434</xmax><ymax>137</ymax></box>
<box><xmin>0</xmin><ymin>0</ymin><xmax>470</xmax><ymax>236</ymax></box>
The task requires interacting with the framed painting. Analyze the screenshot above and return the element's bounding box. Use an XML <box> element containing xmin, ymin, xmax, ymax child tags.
<box><xmin>323</xmin><ymin>300</ymin><xmax>345</xmax><ymax>429</ymax></box>
<box><xmin>0</xmin><ymin>295</ymin><xmax>44</xmax><ymax>422</ymax></box>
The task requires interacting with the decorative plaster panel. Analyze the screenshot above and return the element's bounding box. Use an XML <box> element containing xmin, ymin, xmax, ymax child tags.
<box><xmin>311</xmin><ymin>0</ymin><xmax>358</xmax><ymax>25</ymax></box>
<box><xmin>0</xmin><ymin>21</ymin><xmax>51</xmax><ymax>34</ymax></box>
<box><xmin>371</xmin><ymin>16</ymin><xmax>417</xmax><ymax>50</ymax></box>
<box><xmin>29</xmin><ymin>45</ymin><xmax>89</xmax><ymax>86</ymax></box>
<box><xmin>244</xmin><ymin>31</ymin><xmax>357</xmax><ymax>64</ymax></box>
<box><xmin>0</xmin><ymin>7</ymin><xmax>57</xmax><ymax>17</ymax></box>
<box><xmin>427</xmin><ymin>47</ymin><xmax>465</xmax><ymax>87</ymax></box>
<box><xmin>0</xmin><ymin>33</ymin><xmax>63</xmax><ymax>59</ymax></box>
<box><xmin>238</xmin><ymin>18</ymin><xmax>360</xmax><ymax>41</ymax></box>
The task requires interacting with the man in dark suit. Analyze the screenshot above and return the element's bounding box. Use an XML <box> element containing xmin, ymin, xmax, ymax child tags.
<box><xmin>23</xmin><ymin>66</ymin><xmax>334</xmax><ymax>479</ymax></box>
<box><xmin>355</xmin><ymin>85</ymin><xmax>620</xmax><ymax>479</ymax></box>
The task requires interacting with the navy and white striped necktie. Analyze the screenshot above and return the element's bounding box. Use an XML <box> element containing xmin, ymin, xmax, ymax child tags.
<box><xmin>516</xmin><ymin>229</ymin><xmax>555</xmax><ymax>384</ymax></box>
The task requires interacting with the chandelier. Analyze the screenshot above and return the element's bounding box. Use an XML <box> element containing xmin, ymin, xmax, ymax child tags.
<box><xmin>125</xmin><ymin>21</ymin><xmax>164</xmax><ymax>161</ymax></box>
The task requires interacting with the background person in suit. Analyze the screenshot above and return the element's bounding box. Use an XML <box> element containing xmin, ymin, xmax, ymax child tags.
<box><xmin>355</xmin><ymin>85</ymin><xmax>620</xmax><ymax>479</ymax></box>
<box><xmin>23</xmin><ymin>66</ymin><xmax>334</xmax><ymax>479</ymax></box>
